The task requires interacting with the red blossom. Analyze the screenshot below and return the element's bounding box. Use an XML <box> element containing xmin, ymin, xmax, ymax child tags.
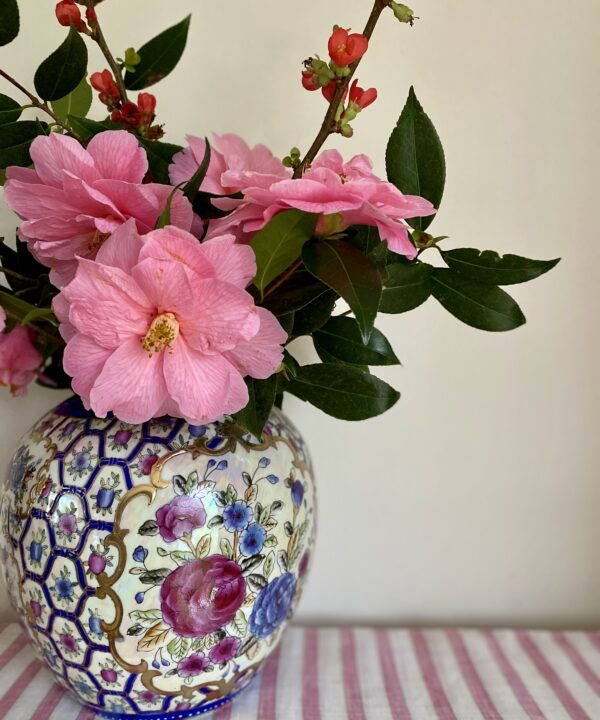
<box><xmin>137</xmin><ymin>93</ymin><xmax>157</xmax><ymax>124</ymax></box>
<box><xmin>349</xmin><ymin>79</ymin><xmax>377</xmax><ymax>110</ymax></box>
<box><xmin>328</xmin><ymin>27</ymin><xmax>368</xmax><ymax>67</ymax></box>
<box><xmin>322</xmin><ymin>81</ymin><xmax>348</xmax><ymax>104</ymax></box>
<box><xmin>302</xmin><ymin>71</ymin><xmax>320</xmax><ymax>92</ymax></box>
<box><xmin>90</xmin><ymin>70</ymin><xmax>120</xmax><ymax>107</ymax></box>
<box><xmin>55</xmin><ymin>0</ymin><xmax>86</xmax><ymax>32</ymax></box>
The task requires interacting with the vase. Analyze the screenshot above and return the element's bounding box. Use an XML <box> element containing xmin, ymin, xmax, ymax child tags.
<box><xmin>0</xmin><ymin>395</ymin><xmax>316</xmax><ymax>718</ymax></box>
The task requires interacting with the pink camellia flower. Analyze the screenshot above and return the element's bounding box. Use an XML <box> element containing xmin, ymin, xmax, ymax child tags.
<box><xmin>160</xmin><ymin>555</ymin><xmax>246</xmax><ymax>637</ymax></box>
<box><xmin>55</xmin><ymin>220</ymin><xmax>286</xmax><ymax>424</ymax></box>
<box><xmin>156</xmin><ymin>496</ymin><xmax>206</xmax><ymax>543</ymax></box>
<box><xmin>207</xmin><ymin>149</ymin><xmax>435</xmax><ymax>258</ymax></box>
<box><xmin>0</xmin><ymin>325</ymin><xmax>43</xmax><ymax>396</ymax></box>
<box><xmin>4</xmin><ymin>130</ymin><xmax>194</xmax><ymax>286</ymax></box>
<box><xmin>169</xmin><ymin>133</ymin><xmax>290</xmax><ymax>198</ymax></box>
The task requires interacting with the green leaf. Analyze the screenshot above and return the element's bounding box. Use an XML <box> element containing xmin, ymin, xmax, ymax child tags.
<box><xmin>0</xmin><ymin>0</ymin><xmax>19</xmax><ymax>46</ymax></box>
<box><xmin>138</xmin><ymin>139</ymin><xmax>182</xmax><ymax>184</ymax></box>
<box><xmin>234</xmin><ymin>375</ymin><xmax>277</xmax><ymax>440</ymax></box>
<box><xmin>431</xmin><ymin>269</ymin><xmax>526</xmax><ymax>332</ymax></box>
<box><xmin>231</xmin><ymin>610</ymin><xmax>248</xmax><ymax>638</ymax></box>
<box><xmin>261</xmin><ymin>270</ymin><xmax>332</xmax><ymax>317</ymax></box>
<box><xmin>220</xmin><ymin>538</ymin><xmax>233</xmax><ymax>560</ymax></box>
<box><xmin>125</xmin><ymin>15</ymin><xmax>191</xmax><ymax>90</ymax></box>
<box><xmin>313</xmin><ymin>316</ymin><xmax>399</xmax><ymax>366</ymax></box>
<box><xmin>66</xmin><ymin>115</ymin><xmax>120</xmax><ymax>139</ymax></box>
<box><xmin>51</xmin><ymin>77</ymin><xmax>92</xmax><ymax>123</ymax></box>
<box><xmin>129</xmin><ymin>609</ymin><xmax>163</xmax><ymax>626</ymax></box>
<box><xmin>0</xmin><ymin>121</ymin><xmax>48</xmax><ymax>168</ymax></box>
<box><xmin>302</xmin><ymin>238</ymin><xmax>381</xmax><ymax>342</ymax></box>
<box><xmin>182</xmin><ymin>138</ymin><xmax>211</xmax><ymax>202</ymax></box>
<box><xmin>290</xmin><ymin>288</ymin><xmax>337</xmax><ymax>337</ymax></box>
<box><xmin>285</xmin><ymin>364</ymin><xmax>400</xmax><ymax>421</ymax></box>
<box><xmin>442</xmin><ymin>248</ymin><xmax>560</xmax><ymax>285</ymax></box>
<box><xmin>0</xmin><ymin>94</ymin><xmax>21</xmax><ymax>125</ymax></box>
<box><xmin>252</xmin><ymin>210</ymin><xmax>317</xmax><ymax>297</ymax></box>
<box><xmin>380</xmin><ymin>262</ymin><xmax>433</xmax><ymax>314</ymax></box>
<box><xmin>386</xmin><ymin>86</ymin><xmax>445</xmax><ymax>231</ymax></box>
<box><xmin>167</xmin><ymin>635</ymin><xmax>190</xmax><ymax>661</ymax></box>
<box><xmin>34</xmin><ymin>26</ymin><xmax>88</xmax><ymax>101</ymax></box>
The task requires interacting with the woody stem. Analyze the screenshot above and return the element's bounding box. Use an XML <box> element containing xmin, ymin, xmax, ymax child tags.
<box><xmin>293</xmin><ymin>0</ymin><xmax>389</xmax><ymax>178</ymax></box>
<box><xmin>84</xmin><ymin>0</ymin><xmax>129</xmax><ymax>105</ymax></box>
<box><xmin>0</xmin><ymin>68</ymin><xmax>81</xmax><ymax>138</ymax></box>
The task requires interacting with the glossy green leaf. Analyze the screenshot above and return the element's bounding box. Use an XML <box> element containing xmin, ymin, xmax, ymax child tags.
<box><xmin>314</xmin><ymin>316</ymin><xmax>399</xmax><ymax>366</ymax></box>
<box><xmin>125</xmin><ymin>16</ymin><xmax>191</xmax><ymax>90</ymax></box>
<box><xmin>302</xmin><ymin>238</ymin><xmax>381</xmax><ymax>342</ymax></box>
<box><xmin>138</xmin><ymin>139</ymin><xmax>182</xmax><ymax>184</ymax></box>
<box><xmin>234</xmin><ymin>375</ymin><xmax>277</xmax><ymax>440</ymax></box>
<box><xmin>443</xmin><ymin>248</ymin><xmax>560</xmax><ymax>285</ymax></box>
<box><xmin>252</xmin><ymin>210</ymin><xmax>317</xmax><ymax>297</ymax></box>
<box><xmin>34</xmin><ymin>26</ymin><xmax>88</xmax><ymax>101</ymax></box>
<box><xmin>285</xmin><ymin>364</ymin><xmax>400</xmax><ymax>420</ymax></box>
<box><xmin>262</xmin><ymin>270</ymin><xmax>331</xmax><ymax>317</ymax></box>
<box><xmin>0</xmin><ymin>94</ymin><xmax>21</xmax><ymax>125</ymax></box>
<box><xmin>67</xmin><ymin>115</ymin><xmax>120</xmax><ymax>140</ymax></box>
<box><xmin>386</xmin><ymin>86</ymin><xmax>445</xmax><ymax>231</ymax></box>
<box><xmin>0</xmin><ymin>0</ymin><xmax>19</xmax><ymax>46</ymax></box>
<box><xmin>431</xmin><ymin>269</ymin><xmax>526</xmax><ymax>331</ymax></box>
<box><xmin>290</xmin><ymin>288</ymin><xmax>337</xmax><ymax>337</ymax></box>
<box><xmin>0</xmin><ymin>120</ymin><xmax>48</xmax><ymax>168</ymax></box>
<box><xmin>51</xmin><ymin>77</ymin><xmax>92</xmax><ymax>123</ymax></box>
<box><xmin>380</xmin><ymin>262</ymin><xmax>433</xmax><ymax>314</ymax></box>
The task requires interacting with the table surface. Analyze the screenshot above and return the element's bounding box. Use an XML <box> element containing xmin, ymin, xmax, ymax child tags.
<box><xmin>0</xmin><ymin>623</ymin><xmax>598</xmax><ymax>719</ymax></box>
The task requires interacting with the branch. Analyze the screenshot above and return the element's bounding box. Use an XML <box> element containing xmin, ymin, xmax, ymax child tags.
<box><xmin>0</xmin><ymin>68</ymin><xmax>82</xmax><ymax>139</ymax></box>
<box><xmin>85</xmin><ymin>0</ymin><xmax>129</xmax><ymax>105</ymax></box>
<box><xmin>293</xmin><ymin>0</ymin><xmax>389</xmax><ymax>178</ymax></box>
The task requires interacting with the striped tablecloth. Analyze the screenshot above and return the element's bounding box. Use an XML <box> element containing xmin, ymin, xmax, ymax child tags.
<box><xmin>0</xmin><ymin>623</ymin><xmax>599</xmax><ymax>719</ymax></box>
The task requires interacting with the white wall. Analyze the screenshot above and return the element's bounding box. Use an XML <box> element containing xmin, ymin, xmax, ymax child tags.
<box><xmin>0</xmin><ymin>0</ymin><xmax>598</xmax><ymax>627</ymax></box>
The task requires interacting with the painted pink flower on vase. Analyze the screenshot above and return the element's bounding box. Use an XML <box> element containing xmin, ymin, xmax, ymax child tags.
<box><xmin>3</xmin><ymin>130</ymin><xmax>194</xmax><ymax>286</ymax></box>
<box><xmin>0</xmin><ymin>325</ymin><xmax>42</xmax><ymax>396</ymax></box>
<box><xmin>169</xmin><ymin>133</ymin><xmax>290</xmax><ymax>198</ymax></box>
<box><xmin>207</xmin><ymin>149</ymin><xmax>435</xmax><ymax>258</ymax></box>
<box><xmin>156</xmin><ymin>496</ymin><xmax>206</xmax><ymax>543</ymax></box>
<box><xmin>160</xmin><ymin>555</ymin><xmax>246</xmax><ymax>637</ymax></box>
<box><xmin>54</xmin><ymin>220</ymin><xmax>287</xmax><ymax>424</ymax></box>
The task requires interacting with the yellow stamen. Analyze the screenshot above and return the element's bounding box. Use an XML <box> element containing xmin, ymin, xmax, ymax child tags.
<box><xmin>88</xmin><ymin>229</ymin><xmax>112</xmax><ymax>253</ymax></box>
<box><xmin>141</xmin><ymin>313</ymin><xmax>180</xmax><ymax>355</ymax></box>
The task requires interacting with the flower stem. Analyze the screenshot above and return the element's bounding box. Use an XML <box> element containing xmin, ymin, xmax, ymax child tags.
<box><xmin>84</xmin><ymin>0</ymin><xmax>129</xmax><ymax>105</ymax></box>
<box><xmin>0</xmin><ymin>68</ymin><xmax>81</xmax><ymax>139</ymax></box>
<box><xmin>293</xmin><ymin>0</ymin><xmax>389</xmax><ymax>178</ymax></box>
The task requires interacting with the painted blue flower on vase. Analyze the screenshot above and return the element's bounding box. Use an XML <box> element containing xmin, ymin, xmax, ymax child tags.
<box><xmin>240</xmin><ymin>523</ymin><xmax>266</xmax><ymax>557</ymax></box>
<box><xmin>223</xmin><ymin>501</ymin><xmax>252</xmax><ymax>532</ymax></box>
<box><xmin>249</xmin><ymin>572</ymin><xmax>297</xmax><ymax>637</ymax></box>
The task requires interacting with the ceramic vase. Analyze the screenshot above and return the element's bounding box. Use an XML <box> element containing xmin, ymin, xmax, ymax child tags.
<box><xmin>0</xmin><ymin>395</ymin><xmax>315</xmax><ymax>718</ymax></box>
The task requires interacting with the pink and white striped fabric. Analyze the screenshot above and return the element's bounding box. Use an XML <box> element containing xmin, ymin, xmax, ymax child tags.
<box><xmin>0</xmin><ymin>623</ymin><xmax>599</xmax><ymax>719</ymax></box>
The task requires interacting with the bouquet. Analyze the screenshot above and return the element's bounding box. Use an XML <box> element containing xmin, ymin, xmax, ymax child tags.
<box><xmin>0</xmin><ymin>0</ymin><xmax>558</xmax><ymax>437</ymax></box>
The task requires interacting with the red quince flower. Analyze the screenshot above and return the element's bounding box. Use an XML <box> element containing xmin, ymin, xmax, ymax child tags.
<box><xmin>321</xmin><ymin>81</ymin><xmax>349</xmax><ymax>104</ymax></box>
<box><xmin>349</xmin><ymin>79</ymin><xmax>378</xmax><ymax>110</ymax></box>
<box><xmin>55</xmin><ymin>0</ymin><xmax>85</xmax><ymax>32</ymax></box>
<box><xmin>137</xmin><ymin>93</ymin><xmax>157</xmax><ymax>125</ymax></box>
<box><xmin>90</xmin><ymin>70</ymin><xmax>120</xmax><ymax>106</ymax></box>
<box><xmin>302</xmin><ymin>71</ymin><xmax>320</xmax><ymax>91</ymax></box>
<box><xmin>328</xmin><ymin>27</ymin><xmax>368</xmax><ymax>67</ymax></box>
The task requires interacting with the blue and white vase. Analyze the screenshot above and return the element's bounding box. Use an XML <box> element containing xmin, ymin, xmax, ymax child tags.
<box><xmin>0</xmin><ymin>396</ymin><xmax>316</xmax><ymax>718</ymax></box>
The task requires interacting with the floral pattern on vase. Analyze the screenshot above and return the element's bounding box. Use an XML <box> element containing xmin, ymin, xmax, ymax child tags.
<box><xmin>0</xmin><ymin>396</ymin><xmax>315</xmax><ymax>719</ymax></box>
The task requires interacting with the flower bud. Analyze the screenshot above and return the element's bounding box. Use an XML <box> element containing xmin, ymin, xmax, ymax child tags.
<box><xmin>90</xmin><ymin>69</ymin><xmax>120</xmax><ymax>106</ymax></box>
<box><xmin>55</xmin><ymin>0</ymin><xmax>86</xmax><ymax>32</ymax></box>
<box><xmin>390</xmin><ymin>2</ymin><xmax>416</xmax><ymax>25</ymax></box>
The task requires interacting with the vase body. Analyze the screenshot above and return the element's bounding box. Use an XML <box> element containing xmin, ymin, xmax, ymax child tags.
<box><xmin>0</xmin><ymin>396</ymin><xmax>316</xmax><ymax>718</ymax></box>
